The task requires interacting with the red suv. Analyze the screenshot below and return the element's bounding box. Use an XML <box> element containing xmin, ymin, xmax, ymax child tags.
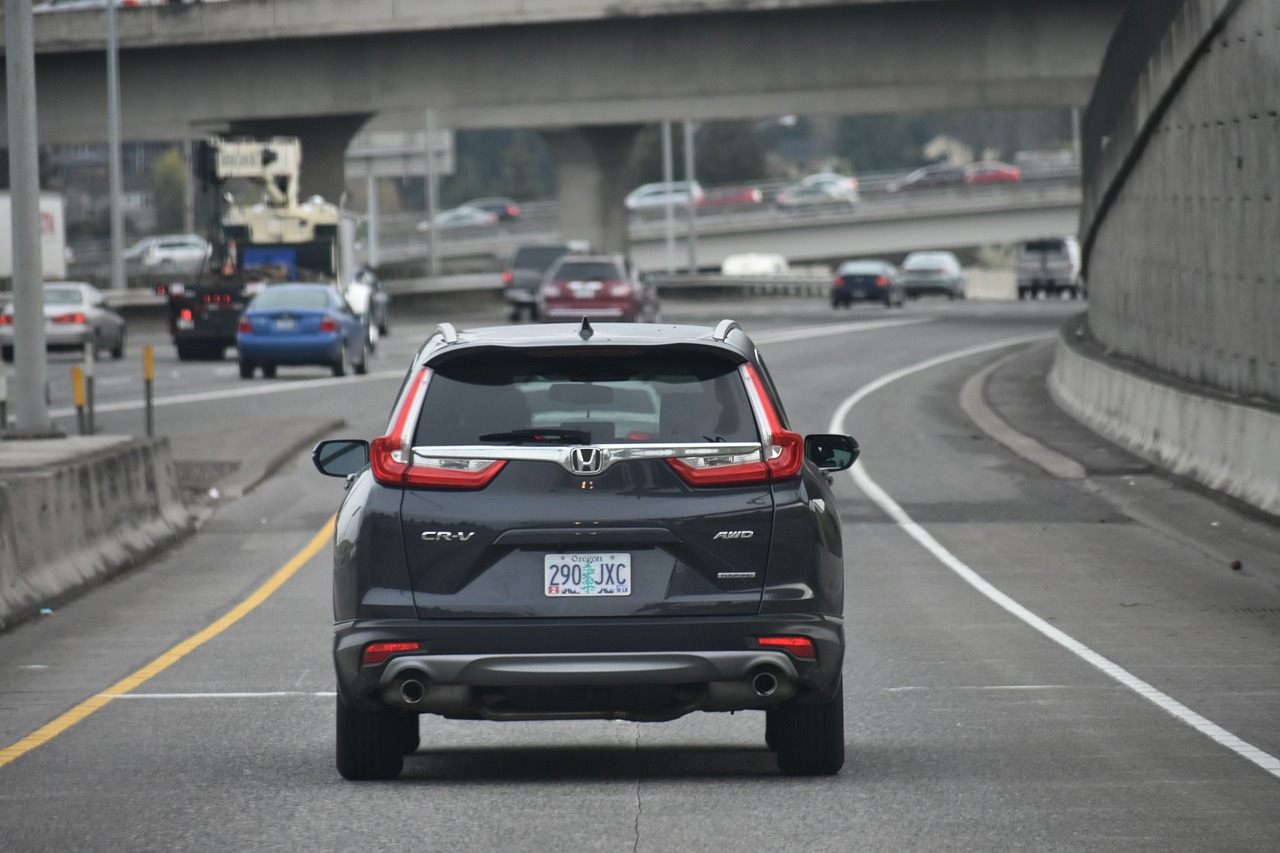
<box><xmin>538</xmin><ymin>254</ymin><xmax>659</xmax><ymax>323</ymax></box>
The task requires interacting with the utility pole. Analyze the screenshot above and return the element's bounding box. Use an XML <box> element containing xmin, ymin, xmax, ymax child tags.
<box><xmin>4</xmin><ymin>0</ymin><xmax>57</xmax><ymax>436</ymax></box>
<box><xmin>662</xmin><ymin>121</ymin><xmax>675</xmax><ymax>274</ymax></box>
<box><xmin>106</xmin><ymin>1</ymin><xmax>125</xmax><ymax>292</ymax></box>
<box><xmin>683</xmin><ymin>121</ymin><xmax>698</xmax><ymax>274</ymax></box>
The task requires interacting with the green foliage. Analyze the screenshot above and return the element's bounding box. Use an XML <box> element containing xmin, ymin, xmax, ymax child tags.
<box><xmin>152</xmin><ymin>146</ymin><xmax>187</xmax><ymax>232</ymax></box>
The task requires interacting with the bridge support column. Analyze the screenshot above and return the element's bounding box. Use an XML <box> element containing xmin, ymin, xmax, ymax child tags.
<box><xmin>226</xmin><ymin>114</ymin><xmax>372</xmax><ymax>204</ymax></box>
<box><xmin>541</xmin><ymin>124</ymin><xmax>642</xmax><ymax>256</ymax></box>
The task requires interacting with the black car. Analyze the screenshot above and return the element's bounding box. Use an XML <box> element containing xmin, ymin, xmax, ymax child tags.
<box><xmin>501</xmin><ymin>243</ymin><xmax>583</xmax><ymax>322</ymax></box>
<box><xmin>831</xmin><ymin>259</ymin><xmax>905</xmax><ymax>308</ymax></box>
<box><xmin>313</xmin><ymin>319</ymin><xmax>859</xmax><ymax>779</ymax></box>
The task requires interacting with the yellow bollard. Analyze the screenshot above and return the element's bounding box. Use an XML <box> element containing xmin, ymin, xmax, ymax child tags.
<box><xmin>71</xmin><ymin>366</ymin><xmax>86</xmax><ymax>435</ymax></box>
<box><xmin>143</xmin><ymin>345</ymin><xmax>155</xmax><ymax>436</ymax></box>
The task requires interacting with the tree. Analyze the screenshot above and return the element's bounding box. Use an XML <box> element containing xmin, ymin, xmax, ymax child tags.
<box><xmin>152</xmin><ymin>146</ymin><xmax>187</xmax><ymax>232</ymax></box>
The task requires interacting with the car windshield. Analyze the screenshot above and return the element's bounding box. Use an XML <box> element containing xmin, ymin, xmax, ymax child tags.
<box><xmin>550</xmin><ymin>261</ymin><xmax>622</xmax><ymax>280</ymax></box>
<box><xmin>250</xmin><ymin>287</ymin><xmax>331</xmax><ymax>309</ymax></box>
<box><xmin>512</xmin><ymin>247</ymin><xmax>569</xmax><ymax>271</ymax></box>
<box><xmin>415</xmin><ymin>350</ymin><xmax>759</xmax><ymax>447</ymax></box>
<box><xmin>1023</xmin><ymin>240</ymin><xmax>1067</xmax><ymax>253</ymax></box>
<box><xmin>44</xmin><ymin>287</ymin><xmax>85</xmax><ymax>305</ymax></box>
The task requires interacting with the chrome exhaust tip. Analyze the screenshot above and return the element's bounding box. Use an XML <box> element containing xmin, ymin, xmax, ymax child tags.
<box><xmin>751</xmin><ymin>669</ymin><xmax>780</xmax><ymax>698</ymax></box>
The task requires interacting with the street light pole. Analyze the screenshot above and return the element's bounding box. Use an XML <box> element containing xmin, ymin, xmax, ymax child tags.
<box><xmin>106</xmin><ymin>1</ymin><xmax>125</xmax><ymax>292</ymax></box>
<box><xmin>683</xmin><ymin>121</ymin><xmax>697</xmax><ymax>273</ymax></box>
<box><xmin>661</xmin><ymin>121</ymin><xmax>675</xmax><ymax>274</ymax></box>
<box><xmin>4</xmin><ymin>0</ymin><xmax>56</xmax><ymax>436</ymax></box>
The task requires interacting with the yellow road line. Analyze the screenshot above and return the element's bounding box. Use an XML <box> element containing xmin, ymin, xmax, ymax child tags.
<box><xmin>0</xmin><ymin>515</ymin><xmax>335</xmax><ymax>770</ymax></box>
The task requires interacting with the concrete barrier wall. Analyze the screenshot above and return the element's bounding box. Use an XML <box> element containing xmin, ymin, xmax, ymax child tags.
<box><xmin>0</xmin><ymin>436</ymin><xmax>193</xmax><ymax>629</ymax></box>
<box><xmin>1050</xmin><ymin>334</ymin><xmax>1280</xmax><ymax>517</ymax></box>
<box><xmin>1081</xmin><ymin>0</ymin><xmax>1279</xmax><ymax>403</ymax></box>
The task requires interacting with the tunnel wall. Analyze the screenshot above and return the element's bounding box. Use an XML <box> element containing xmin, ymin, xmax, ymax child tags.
<box><xmin>1079</xmin><ymin>0</ymin><xmax>1279</xmax><ymax>403</ymax></box>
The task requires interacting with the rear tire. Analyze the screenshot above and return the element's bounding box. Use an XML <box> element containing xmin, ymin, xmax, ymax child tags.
<box><xmin>1</xmin><ymin>345</ymin><xmax>12</xmax><ymax>363</ymax></box>
<box><xmin>354</xmin><ymin>340</ymin><xmax>368</xmax><ymax>375</ymax></box>
<box><xmin>111</xmin><ymin>329</ymin><xmax>126</xmax><ymax>359</ymax></box>
<box><xmin>261</xmin><ymin>364</ymin><xmax>277</xmax><ymax>379</ymax></box>
<box><xmin>335</xmin><ymin>695</ymin><xmax>404</xmax><ymax>781</ymax></box>
<box><xmin>770</xmin><ymin>679</ymin><xmax>845</xmax><ymax>776</ymax></box>
<box><xmin>238</xmin><ymin>361</ymin><xmax>254</xmax><ymax>379</ymax></box>
<box><xmin>332</xmin><ymin>342</ymin><xmax>349</xmax><ymax>377</ymax></box>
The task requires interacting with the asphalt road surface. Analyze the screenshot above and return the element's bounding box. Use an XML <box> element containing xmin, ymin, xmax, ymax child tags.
<box><xmin>1</xmin><ymin>294</ymin><xmax>1277</xmax><ymax>851</ymax></box>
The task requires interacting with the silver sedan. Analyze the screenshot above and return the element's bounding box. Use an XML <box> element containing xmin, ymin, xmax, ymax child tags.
<box><xmin>1</xmin><ymin>281</ymin><xmax>127</xmax><ymax>362</ymax></box>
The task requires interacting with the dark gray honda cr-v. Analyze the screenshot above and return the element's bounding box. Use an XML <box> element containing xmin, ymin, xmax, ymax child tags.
<box><xmin>314</xmin><ymin>318</ymin><xmax>859</xmax><ymax>779</ymax></box>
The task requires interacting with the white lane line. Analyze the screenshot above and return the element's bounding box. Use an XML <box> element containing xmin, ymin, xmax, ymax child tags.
<box><xmin>752</xmin><ymin>317</ymin><xmax>932</xmax><ymax>346</ymax></box>
<box><xmin>830</xmin><ymin>335</ymin><xmax>1280</xmax><ymax>780</ymax></box>
<box><xmin>49</xmin><ymin>368</ymin><xmax>407</xmax><ymax>418</ymax></box>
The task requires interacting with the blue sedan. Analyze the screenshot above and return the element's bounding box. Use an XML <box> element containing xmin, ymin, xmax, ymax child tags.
<box><xmin>236</xmin><ymin>283</ymin><xmax>368</xmax><ymax>379</ymax></box>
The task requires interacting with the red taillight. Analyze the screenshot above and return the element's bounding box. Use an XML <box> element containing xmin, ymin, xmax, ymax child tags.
<box><xmin>756</xmin><ymin>636</ymin><xmax>816</xmax><ymax>659</ymax></box>
<box><xmin>51</xmin><ymin>312</ymin><xmax>87</xmax><ymax>325</ymax></box>
<box><xmin>506</xmin><ymin>206</ymin><xmax>520</xmax><ymax>217</ymax></box>
<box><xmin>0</xmin><ymin>315</ymin><xmax>12</xmax><ymax>326</ymax></box>
<box><xmin>370</xmin><ymin>435</ymin><xmax>507</xmax><ymax>490</ymax></box>
<box><xmin>875</xmin><ymin>275</ymin><xmax>889</xmax><ymax>287</ymax></box>
<box><xmin>179</xmin><ymin>308</ymin><xmax>194</xmax><ymax>322</ymax></box>
<box><xmin>832</xmin><ymin>277</ymin><xmax>842</xmax><ymax>288</ymax></box>
<box><xmin>237</xmin><ymin>317</ymin><xmax>252</xmax><ymax>334</ymax></box>
<box><xmin>501</xmin><ymin>271</ymin><xmax>513</xmax><ymax>286</ymax></box>
<box><xmin>361</xmin><ymin>641</ymin><xmax>421</xmax><ymax>666</ymax></box>
<box><xmin>319</xmin><ymin>317</ymin><xmax>339</xmax><ymax>333</ymax></box>
<box><xmin>665</xmin><ymin>364</ymin><xmax>803</xmax><ymax>487</ymax></box>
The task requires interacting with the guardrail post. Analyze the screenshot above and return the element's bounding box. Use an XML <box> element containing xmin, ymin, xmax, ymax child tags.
<box><xmin>83</xmin><ymin>342</ymin><xmax>96</xmax><ymax>435</ymax></box>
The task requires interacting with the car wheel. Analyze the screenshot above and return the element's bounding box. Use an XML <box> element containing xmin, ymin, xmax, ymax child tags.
<box><xmin>354</xmin><ymin>340</ymin><xmax>369</xmax><ymax>376</ymax></box>
<box><xmin>238</xmin><ymin>360</ymin><xmax>254</xmax><ymax>379</ymax></box>
<box><xmin>261</xmin><ymin>364</ymin><xmax>277</xmax><ymax>379</ymax></box>
<box><xmin>332</xmin><ymin>342</ymin><xmax>349</xmax><ymax>377</ymax></box>
<box><xmin>1</xmin><ymin>345</ymin><xmax>12</xmax><ymax>363</ymax></box>
<box><xmin>111</xmin><ymin>328</ymin><xmax>126</xmax><ymax>359</ymax></box>
<box><xmin>366</xmin><ymin>321</ymin><xmax>379</xmax><ymax>353</ymax></box>
<box><xmin>770</xmin><ymin>678</ymin><xmax>845</xmax><ymax>776</ymax></box>
<box><xmin>335</xmin><ymin>695</ymin><xmax>404</xmax><ymax>781</ymax></box>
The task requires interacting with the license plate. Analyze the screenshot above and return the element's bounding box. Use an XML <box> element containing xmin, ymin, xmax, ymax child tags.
<box><xmin>274</xmin><ymin>317</ymin><xmax>296</xmax><ymax>331</ymax></box>
<box><xmin>544</xmin><ymin>553</ymin><xmax>631</xmax><ymax>596</ymax></box>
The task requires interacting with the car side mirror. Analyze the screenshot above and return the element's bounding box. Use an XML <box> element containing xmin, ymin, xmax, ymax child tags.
<box><xmin>313</xmin><ymin>439</ymin><xmax>369</xmax><ymax>477</ymax></box>
<box><xmin>804</xmin><ymin>434</ymin><xmax>859</xmax><ymax>471</ymax></box>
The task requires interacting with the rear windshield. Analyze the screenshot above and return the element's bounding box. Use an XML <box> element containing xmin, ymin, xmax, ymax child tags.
<box><xmin>250</xmin><ymin>287</ymin><xmax>331</xmax><ymax>309</ymax></box>
<box><xmin>549</xmin><ymin>261</ymin><xmax>623</xmax><ymax>281</ymax></box>
<box><xmin>44</xmin><ymin>287</ymin><xmax>85</xmax><ymax>305</ymax></box>
<box><xmin>511</xmin><ymin>247</ymin><xmax>569</xmax><ymax>272</ymax></box>
<box><xmin>415</xmin><ymin>350</ymin><xmax>759</xmax><ymax>446</ymax></box>
<box><xmin>1021</xmin><ymin>240</ymin><xmax>1066</xmax><ymax>253</ymax></box>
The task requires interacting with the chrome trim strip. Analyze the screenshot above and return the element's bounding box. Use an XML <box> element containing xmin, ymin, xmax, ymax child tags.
<box><xmin>410</xmin><ymin>442</ymin><xmax>762</xmax><ymax>475</ymax></box>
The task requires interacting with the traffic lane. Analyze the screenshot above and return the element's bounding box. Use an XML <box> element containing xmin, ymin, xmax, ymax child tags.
<box><xmin>842</xmin><ymin>344</ymin><xmax>1280</xmax><ymax>760</ymax></box>
<box><xmin>1</xmin><ymin>390</ymin><xmax>658</xmax><ymax>851</ymax></box>
<box><xmin>770</xmin><ymin>326</ymin><xmax>1280</xmax><ymax>844</ymax></box>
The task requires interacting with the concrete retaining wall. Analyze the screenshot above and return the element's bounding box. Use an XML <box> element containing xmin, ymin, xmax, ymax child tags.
<box><xmin>1081</xmin><ymin>0</ymin><xmax>1280</xmax><ymax>403</ymax></box>
<box><xmin>1050</xmin><ymin>334</ymin><xmax>1280</xmax><ymax>517</ymax></box>
<box><xmin>0</xmin><ymin>436</ymin><xmax>193</xmax><ymax>629</ymax></box>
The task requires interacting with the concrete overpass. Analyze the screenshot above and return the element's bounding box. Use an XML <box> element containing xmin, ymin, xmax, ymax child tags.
<box><xmin>3</xmin><ymin>0</ymin><xmax>1125</xmax><ymax>254</ymax></box>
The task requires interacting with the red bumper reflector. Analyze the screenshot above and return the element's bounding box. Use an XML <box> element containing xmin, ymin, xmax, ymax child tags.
<box><xmin>756</xmin><ymin>636</ymin><xmax>816</xmax><ymax>659</ymax></box>
<box><xmin>362</xmin><ymin>641</ymin><xmax>421</xmax><ymax>666</ymax></box>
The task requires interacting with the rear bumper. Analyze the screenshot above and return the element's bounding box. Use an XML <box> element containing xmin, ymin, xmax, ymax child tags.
<box><xmin>335</xmin><ymin>613</ymin><xmax>843</xmax><ymax>719</ymax></box>
<box><xmin>237</xmin><ymin>334</ymin><xmax>342</xmax><ymax>365</ymax></box>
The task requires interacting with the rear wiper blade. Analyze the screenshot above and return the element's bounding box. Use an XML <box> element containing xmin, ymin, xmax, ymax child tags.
<box><xmin>478</xmin><ymin>428</ymin><xmax>592</xmax><ymax>444</ymax></box>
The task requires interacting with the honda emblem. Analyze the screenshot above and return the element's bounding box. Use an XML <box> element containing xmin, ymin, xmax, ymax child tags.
<box><xmin>570</xmin><ymin>447</ymin><xmax>604</xmax><ymax>476</ymax></box>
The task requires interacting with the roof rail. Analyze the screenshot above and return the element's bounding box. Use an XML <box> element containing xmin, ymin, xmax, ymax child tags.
<box><xmin>433</xmin><ymin>322</ymin><xmax>458</xmax><ymax>344</ymax></box>
<box><xmin>712</xmin><ymin>319</ymin><xmax>741</xmax><ymax>342</ymax></box>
